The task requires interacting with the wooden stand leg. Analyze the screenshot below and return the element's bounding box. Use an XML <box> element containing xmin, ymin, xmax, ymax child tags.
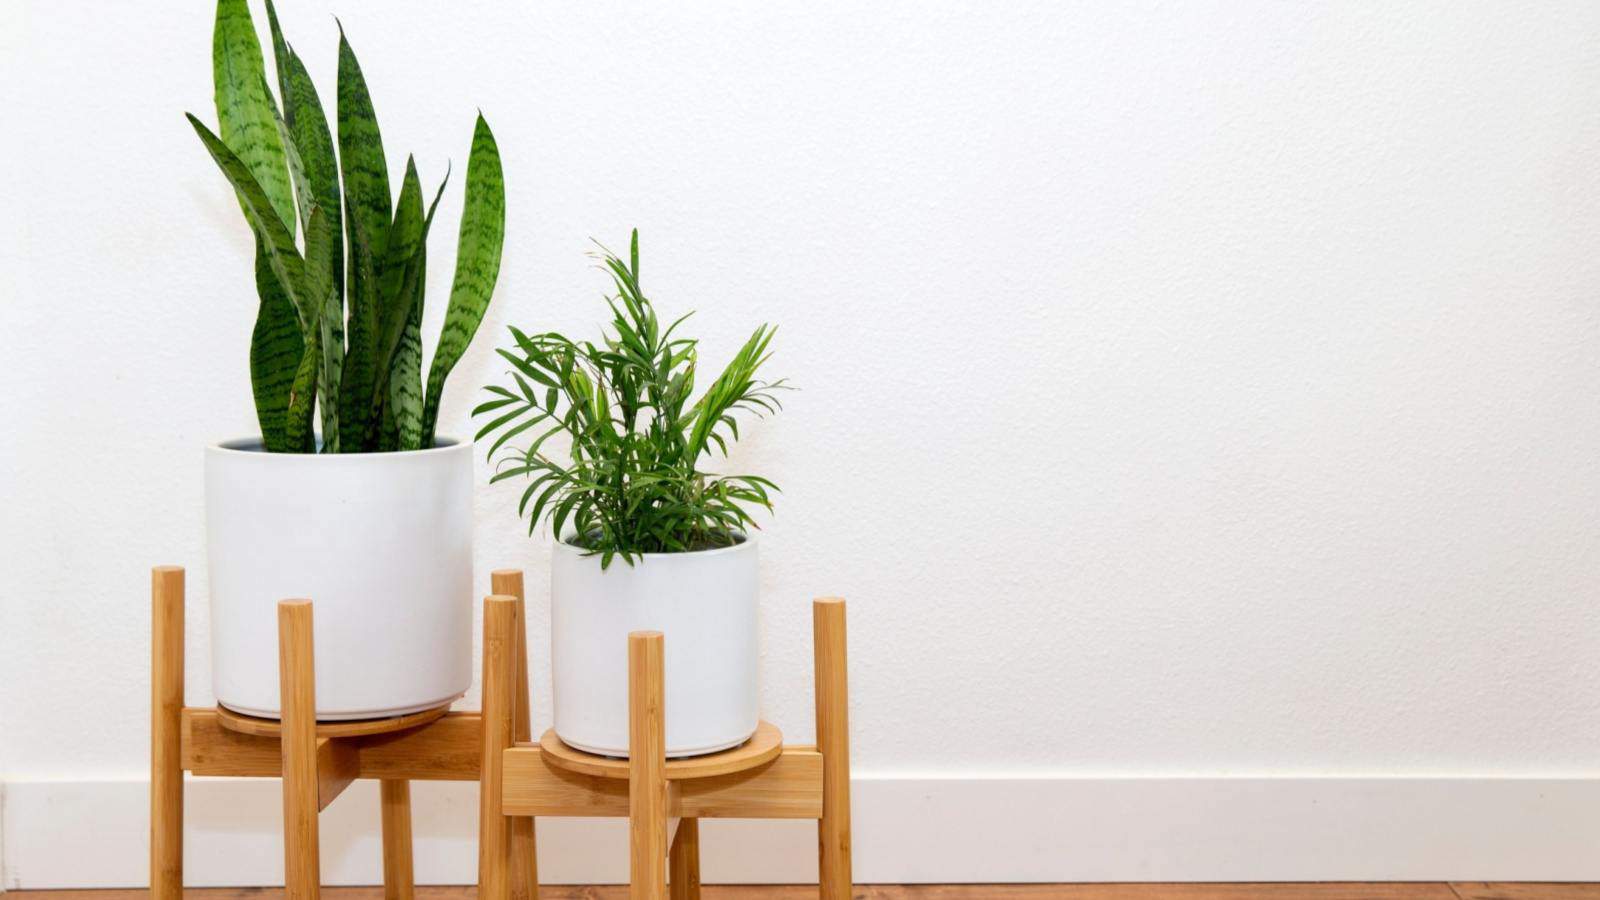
<box><xmin>492</xmin><ymin>569</ymin><xmax>539</xmax><ymax>900</ymax></box>
<box><xmin>669</xmin><ymin>817</ymin><xmax>700</xmax><ymax>900</ymax></box>
<box><xmin>151</xmin><ymin>566</ymin><xmax>185</xmax><ymax>900</ymax></box>
<box><xmin>479</xmin><ymin>595</ymin><xmax>519</xmax><ymax>900</ymax></box>
<box><xmin>279</xmin><ymin>600</ymin><xmax>322</xmax><ymax>900</ymax></box>
<box><xmin>380</xmin><ymin>779</ymin><xmax>415</xmax><ymax>900</ymax></box>
<box><xmin>629</xmin><ymin>631</ymin><xmax>668</xmax><ymax>900</ymax></box>
<box><xmin>813</xmin><ymin>598</ymin><xmax>852</xmax><ymax>900</ymax></box>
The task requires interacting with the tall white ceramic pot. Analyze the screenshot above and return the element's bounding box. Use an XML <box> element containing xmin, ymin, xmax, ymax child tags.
<box><xmin>551</xmin><ymin>537</ymin><xmax>759</xmax><ymax>757</ymax></box>
<box><xmin>205</xmin><ymin>437</ymin><xmax>474</xmax><ymax>720</ymax></box>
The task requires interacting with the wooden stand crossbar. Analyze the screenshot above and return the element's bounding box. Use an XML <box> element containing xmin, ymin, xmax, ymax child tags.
<box><xmin>479</xmin><ymin>597</ymin><xmax>854</xmax><ymax>900</ymax></box>
<box><xmin>149</xmin><ymin>566</ymin><xmax>540</xmax><ymax>899</ymax></box>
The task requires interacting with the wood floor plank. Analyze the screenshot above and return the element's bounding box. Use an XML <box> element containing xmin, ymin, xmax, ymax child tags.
<box><xmin>0</xmin><ymin>885</ymin><xmax>1482</xmax><ymax>900</ymax></box>
<box><xmin>1451</xmin><ymin>885</ymin><xmax>1600</xmax><ymax>900</ymax></box>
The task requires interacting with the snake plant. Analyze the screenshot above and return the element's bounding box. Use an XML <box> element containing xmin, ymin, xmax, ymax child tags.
<box><xmin>187</xmin><ymin>0</ymin><xmax>506</xmax><ymax>453</ymax></box>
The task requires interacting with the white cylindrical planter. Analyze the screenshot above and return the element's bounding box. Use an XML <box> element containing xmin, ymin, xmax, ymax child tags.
<box><xmin>551</xmin><ymin>537</ymin><xmax>759</xmax><ymax>757</ymax></box>
<box><xmin>204</xmin><ymin>437</ymin><xmax>474</xmax><ymax>720</ymax></box>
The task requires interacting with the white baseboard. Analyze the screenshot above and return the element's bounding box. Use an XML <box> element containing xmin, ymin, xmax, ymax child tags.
<box><xmin>4</xmin><ymin>775</ymin><xmax>1599</xmax><ymax>888</ymax></box>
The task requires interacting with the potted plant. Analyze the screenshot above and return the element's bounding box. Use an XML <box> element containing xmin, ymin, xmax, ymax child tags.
<box><xmin>477</xmin><ymin>232</ymin><xmax>787</xmax><ymax>756</ymax></box>
<box><xmin>188</xmin><ymin>0</ymin><xmax>505</xmax><ymax>719</ymax></box>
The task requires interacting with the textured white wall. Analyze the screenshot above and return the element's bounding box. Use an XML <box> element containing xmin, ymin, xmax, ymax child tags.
<box><xmin>3</xmin><ymin>0</ymin><xmax>1600</xmax><ymax>796</ymax></box>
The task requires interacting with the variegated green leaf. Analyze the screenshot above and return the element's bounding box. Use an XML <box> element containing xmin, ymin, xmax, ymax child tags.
<box><xmin>264</xmin><ymin>0</ymin><xmax>291</xmax><ymax>110</ymax></box>
<box><xmin>373</xmin><ymin>157</ymin><xmax>423</xmax><ymax>393</ymax></box>
<box><xmin>213</xmin><ymin>0</ymin><xmax>295</xmax><ymax>236</ymax></box>
<box><xmin>389</xmin><ymin>247</ymin><xmax>426</xmax><ymax>450</ymax></box>
<box><xmin>338</xmin><ymin>213</ymin><xmax>381</xmax><ymax>451</ymax></box>
<box><xmin>285</xmin><ymin>316</ymin><xmax>320</xmax><ymax>453</ymax></box>
<box><xmin>188</xmin><ymin>114</ymin><xmax>310</xmax><ymax>330</ymax></box>
<box><xmin>249</xmin><ymin>234</ymin><xmax>303</xmax><ymax>452</ymax></box>
<box><xmin>336</xmin><ymin>27</ymin><xmax>390</xmax><ymax>262</ymax></box>
<box><xmin>279</xmin><ymin>44</ymin><xmax>345</xmax><ymax>448</ymax></box>
<box><xmin>423</xmin><ymin>114</ymin><xmax>505</xmax><ymax>445</ymax></box>
<box><xmin>302</xmin><ymin>206</ymin><xmax>339</xmax><ymax>450</ymax></box>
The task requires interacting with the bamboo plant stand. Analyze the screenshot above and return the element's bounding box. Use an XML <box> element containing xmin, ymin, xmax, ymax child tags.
<box><xmin>149</xmin><ymin>566</ymin><xmax>541</xmax><ymax>900</ymax></box>
<box><xmin>477</xmin><ymin>596</ymin><xmax>854</xmax><ymax>900</ymax></box>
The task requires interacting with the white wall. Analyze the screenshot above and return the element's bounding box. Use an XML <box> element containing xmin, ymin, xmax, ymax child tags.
<box><xmin>4</xmin><ymin>0</ymin><xmax>1600</xmax><ymax>885</ymax></box>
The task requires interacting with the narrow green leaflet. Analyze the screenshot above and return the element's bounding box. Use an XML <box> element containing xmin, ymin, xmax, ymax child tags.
<box><xmin>423</xmin><ymin>114</ymin><xmax>505</xmax><ymax>444</ymax></box>
<box><xmin>249</xmin><ymin>235</ymin><xmax>303</xmax><ymax>452</ymax></box>
<box><xmin>212</xmin><ymin>0</ymin><xmax>295</xmax><ymax>237</ymax></box>
<box><xmin>336</xmin><ymin>28</ymin><xmax>391</xmax><ymax>263</ymax></box>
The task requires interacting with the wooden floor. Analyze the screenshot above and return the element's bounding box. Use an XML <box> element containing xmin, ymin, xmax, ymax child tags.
<box><xmin>7</xmin><ymin>886</ymin><xmax>1598</xmax><ymax>899</ymax></box>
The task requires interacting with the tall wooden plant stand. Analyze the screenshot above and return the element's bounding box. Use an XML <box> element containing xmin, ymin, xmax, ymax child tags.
<box><xmin>149</xmin><ymin>565</ymin><xmax>541</xmax><ymax>899</ymax></box>
<box><xmin>477</xmin><ymin>596</ymin><xmax>854</xmax><ymax>900</ymax></box>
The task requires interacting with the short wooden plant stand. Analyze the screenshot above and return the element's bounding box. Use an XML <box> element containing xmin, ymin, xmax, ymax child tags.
<box><xmin>150</xmin><ymin>564</ymin><xmax>851</xmax><ymax>899</ymax></box>
<box><xmin>476</xmin><ymin>596</ymin><xmax>854</xmax><ymax>900</ymax></box>
<box><xmin>149</xmin><ymin>565</ymin><xmax>542</xmax><ymax>900</ymax></box>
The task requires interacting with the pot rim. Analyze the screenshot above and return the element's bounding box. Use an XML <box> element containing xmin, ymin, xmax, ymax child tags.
<box><xmin>208</xmin><ymin>435</ymin><xmax>469</xmax><ymax>458</ymax></box>
<box><xmin>554</xmin><ymin>530</ymin><xmax>754</xmax><ymax>561</ymax></box>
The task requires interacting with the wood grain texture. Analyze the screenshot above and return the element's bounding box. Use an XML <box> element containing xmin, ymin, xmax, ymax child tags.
<box><xmin>277</xmin><ymin>600</ymin><xmax>321</xmax><ymax>899</ymax></box>
<box><xmin>813</xmin><ymin>598</ymin><xmax>852</xmax><ymax>900</ymax></box>
<box><xmin>0</xmin><ymin>884</ymin><xmax>1498</xmax><ymax>899</ymax></box>
<box><xmin>479</xmin><ymin>595</ymin><xmax>519</xmax><ymax>900</ymax></box>
<box><xmin>379</xmin><ymin>780</ymin><xmax>415</xmax><ymax>900</ymax></box>
<box><xmin>182</xmin><ymin>709</ymin><xmax>485</xmax><ymax>780</ymax></box>
<box><xmin>316</xmin><ymin>738</ymin><xmax>360</xmax><ymax>812</ymax></box>
<box><xmin>502</xmin><ymin>746</ymin><xmax>822</xmax><ymax>819</ymax></box>
<box><xmin>216</xmin><ymin>702</ymin><xmax>450</xmax><ymax>738</ymax></box>
<box><xmin>1450</xmin><ymin>885</ymin><xmax>1600</xmax><ymax>899</ymax></box>
<box><xmin>669</xmin><ymin>817</ymin><xmax>701</xmax><ymax>900</ymax></box>
<box><xmin>630</xmin><ymin>631</ymin><xmax>668</xmax><ymax>899</ymax></box>
<box><xmin>491</xmin><ymin>568</ymin><xmax>539</xmax><ymax>900</ymax></box>
<box><xmin>539</xmin><ymin>722</ymin><xmax>784</xmax><ymax>781</ymax></box>
<box><xmin>150</xmin><ymin>566</ymin><xmax>185</xmax><ymax>900</ymax></box>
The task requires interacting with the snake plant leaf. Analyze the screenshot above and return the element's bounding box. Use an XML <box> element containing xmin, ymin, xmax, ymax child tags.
<box><xmin>302</xmin><ymin>206</ymin><xmax>339</xmax><ymax>449</ymax></box>
<box><xmin>213</xmin><ymin>0</ymin><xmax>295</xmax><ymax>237</ymax></box>
<box><xmin>264</xmin><ymin>0</ymin><xmax>290</xmax><ymax>110</ymax></box>
<box><xmin>266</xmin><ymin>80</ymin><xmax>312</xmax><ymax>237</ymax></box>
<box><xmin>249</xmin><ymin>234</ymin><xmax>303</xmax><ymax>452</ymax></box>
<box><xmin>338</xmin><ymin>212</ymin><xmax>382</xmax><ymax>451</ymax></box>
<box><xmin>387</xmin><ymin>173</ymin><xmax>447</xmax><ymax>451</ymax></box>
<box><xmin>422</xmin><ymin>114</ymin><xmax>505</xmax><ymax>445</ymax></box>
<box><xmin>279</xmin><ymin>46</ymin><xmax>345</xmax><ymax>448</ymax></box>
<box><xmin>188</xmin><ymin>114</ymin><xmax>311</xmax><ymax>330</ymax></box>
<box><xmin>373</xmin><ymin>158</ymin><xmax>423</xmax><ymax>391</ymax></box>
<box><xmin>389</xmin><ymin>262</ymin><xmax>425</xmax><ymax>451</ymax></box>
<box><xmin>336</xmin><ymin>26</ymin><xmax>391</xmax><ymax>263</ymax></box>
<box><xmin>285</xmin><ymin>317</ymin><xmax>320</xmax><ymax>453</ymax></box>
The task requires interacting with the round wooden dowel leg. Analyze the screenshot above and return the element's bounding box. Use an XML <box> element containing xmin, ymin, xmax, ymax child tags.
<box><xmin>813</xmin><ymin>598</ymin><xmax>852</xmax><ymax>900</ymax></box>
<box><xmin>630</xmin><ymin>631</ymin><xmax>667</xmax><ymax>900</ymax></box>
<box><xmin>380</xmin><ymin>779</ymin><xmax>415</xmax><ymax>900</ymax></box>
<box><xmin>492</xmin><ymin>569</ymin><xmax>540</xmax><ymax>900</ymax></box>
<box><xmin>151</xmin><ymin>566</ymin><xmax>185</xmax><ymax>900</ymax></box>
<box><xmin>479</xmin><ymin>595</ymin><xmax>519</xmax><ymax>900</ymax></box>
<box><xmin>279</xmin><ymin>599</ymin><xmax>321</xmax><ymax>900</ymax></box>
<box><xmin>669</xmin><ymin>817</ymin><xmax>701</xmax><ymax>900</ymax></box>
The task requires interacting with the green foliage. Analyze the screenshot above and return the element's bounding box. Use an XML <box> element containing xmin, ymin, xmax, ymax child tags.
<box><xmin>476</xmin><ymin>232</ymin><xmax>789</xmax><ymax>568</ymax></box>
<box><xmin>188</xmin><ymin>0</ymin><xmax>505</xmax><ymax>453</ymax></box>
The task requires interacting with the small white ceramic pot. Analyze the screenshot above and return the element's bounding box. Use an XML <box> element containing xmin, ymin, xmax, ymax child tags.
<box><xmin>551</xmin><ymin>536</ymin><xmax>759</xmax><ymax>757</ymax></box>
<box><xmin>204</xmin><ymin>437</ymin><xmax>474</xmax><ymax>719</ymax></box>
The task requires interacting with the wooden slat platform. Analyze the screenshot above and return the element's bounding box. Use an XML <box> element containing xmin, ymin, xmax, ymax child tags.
<box><xmin>6</xmin><ymin>885</ymin><xmax>1598</xmax><ymax>899</ymax></box>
